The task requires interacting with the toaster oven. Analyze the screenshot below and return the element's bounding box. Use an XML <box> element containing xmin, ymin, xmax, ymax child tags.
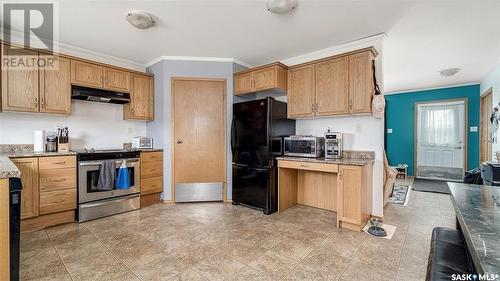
<box><xmin>284</xmin><ymin>136</ymin><xmax>325</xmax><ymax>158</ymax></box>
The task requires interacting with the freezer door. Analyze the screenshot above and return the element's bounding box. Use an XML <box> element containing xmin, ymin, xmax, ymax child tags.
<box><xmin>232</xmin><ymin>164</ymin><xmax>269</xmax><ymax>211</ymax></box>
<box><xmin>232</xmin><ymin>99</ymin><xmax>269</xmax><ymax>167</ymax></box>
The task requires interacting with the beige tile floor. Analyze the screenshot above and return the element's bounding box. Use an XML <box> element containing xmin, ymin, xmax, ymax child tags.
<box><xmin>20</xmin><ymin>177</ymin><xmax>455</xmax><ymax>281</ymax></box>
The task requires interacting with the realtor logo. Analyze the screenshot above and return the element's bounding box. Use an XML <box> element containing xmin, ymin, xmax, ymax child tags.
<box><xmin>1</xmin><ymin>2</ymin><xmax>59</xmax><ymax>70</ymax></box>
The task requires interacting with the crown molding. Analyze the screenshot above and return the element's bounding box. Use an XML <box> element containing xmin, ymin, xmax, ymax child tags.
<box><xmin>145</xmin><ymin>56</ymin><xmax>253</xmax><ymax>68</ymax></box>
<box><xmin>384</xmin><ymin>82</ymin><xmax>480</xmax><ymax>95</ymax></box>
<box><xmin>281</xmin><ymin>33</ymin><xmax>386</xmax><ymax>66</ymax></box>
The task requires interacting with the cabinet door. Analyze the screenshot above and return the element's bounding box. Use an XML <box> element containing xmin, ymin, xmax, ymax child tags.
<box><xmin>70</xmin><ymin>60</ymin><xmax>103</xmax><ymax>88</ymax></box>
<box><xmin>287</xmin><ymin>64</ymin><xmax>315</xmax><ymax>118</ymax></box>
<box><xmin>1</xmin><ymin>48</ymin><xmax>39</xmax><ymax>112</ymax></box>
<box><xmin>338</xmin><ymin>165</ymin><xmax>361</xmax><ymax>224</ymax></box>
<box><xmin>125</xmin><ymin>74</ymin><xmax>153</xmax><ymax>120</ymax></box>
<box><xmin>234</xmin><ymin>72</ymin><xmax>253</xmax><ymax>95</ymax></box>
<box><xmin>253</xmin><ymin>66</ymin><xmax>276</xmax><ymax>92</ymax></box>
<box><xmin>39</xmin><ymin>56</ymin><xmax>71</xmax><ymax>114</ymax></box>
<box><xmin>349</xmin><ymin>51</ymin><xmax>374</xmax><ymax>114</ymax></box>
<box><xmin>103</xmin><ymin>67</ymin><xmax>131</xmax><ymax>92</ymax></box>
<box><xmin>11</xmin><ymin>158</ymin><xmax>39</xmax><ymax>219</ymax></box>
<box><xmin>315</xmin><ymin>57</ymin><xmax>349</xmax><ymax>116</ymax></box>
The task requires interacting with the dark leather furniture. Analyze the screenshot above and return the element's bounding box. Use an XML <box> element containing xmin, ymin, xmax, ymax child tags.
<box><xmin>425</xmin><ymin>227</ymin><xmax>474</xmax><ymax>281</ymax></box>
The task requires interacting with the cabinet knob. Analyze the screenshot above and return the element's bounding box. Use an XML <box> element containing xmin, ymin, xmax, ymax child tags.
<box><xmin>176</xmin><ymin>140</ymin><xmax>183</xmax><ymax>144</ymax></box>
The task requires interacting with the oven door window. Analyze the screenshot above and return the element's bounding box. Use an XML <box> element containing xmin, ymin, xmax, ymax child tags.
<box><xmin>285</xmin><ymin>140</ymin><xmax>315</xmax><ymax>154</ymax></box>
<box><xmin>87</xmin><ymin>167</ymin><xmax>135</xmax><ymax>193</ymax></box>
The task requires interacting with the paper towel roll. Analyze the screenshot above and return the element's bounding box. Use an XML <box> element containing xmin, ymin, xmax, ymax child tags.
<box><xmin>33</xmin><ymin>130</ymin><xmax>45</xmax><ymax>152</ymax></box>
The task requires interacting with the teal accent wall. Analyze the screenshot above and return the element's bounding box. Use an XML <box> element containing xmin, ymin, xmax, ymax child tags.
<box><xmin>385</xmin><ymin>84</ymin><xmax>480</xmax><ymax>176</ymax></box>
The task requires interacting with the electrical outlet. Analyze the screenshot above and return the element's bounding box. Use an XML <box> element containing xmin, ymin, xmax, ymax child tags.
<box><xmin>387</xmin><ymin>128</ymin><xmax>393</xmax><ymax>133</ymax></box>
<box><xmin>470</xmin><ymin>126</ymin><xmax>478</xmax><ymax>132</ymax></box>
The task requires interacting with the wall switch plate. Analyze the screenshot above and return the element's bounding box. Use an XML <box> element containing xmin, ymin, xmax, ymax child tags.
<box><xmin>470</xmin><ymin>126</ymin><xmax>478</xmax><ymax>132</ymax></box>
<box><xmin>387</xmin><ymin>128</ymin><xmax>393</xmax><ymax>133</ymax></box>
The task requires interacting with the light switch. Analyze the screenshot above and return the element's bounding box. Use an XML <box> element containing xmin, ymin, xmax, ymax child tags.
<box><xmin>470</xmin><ymin>126</ymin><xmax>478</xmax><ymax>132</ymax></box>
<box><xmin>387</xmin><ymin>128</ymin><xmax>393</xmax><ymax>134</ymax></box>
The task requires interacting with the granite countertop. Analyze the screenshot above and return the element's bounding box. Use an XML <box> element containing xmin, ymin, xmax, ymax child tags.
<box><xmin>7</xmin><ymin>151</ymin><xmax>77</xmax><ymax>158</ymax></box>
<box><xmin>447</xmin><ymin>182</ymin><xmax>500</xmax><ymax>275</ymax></box>
<box><xmin>276</xmin><ymin>156</ymin><xmax>373</xmax><ymax>166</ymax></box>
<box><xmin>0</xmin><ymin>153</ymin><xmax>21</xmax><ymax>179</ymax></box>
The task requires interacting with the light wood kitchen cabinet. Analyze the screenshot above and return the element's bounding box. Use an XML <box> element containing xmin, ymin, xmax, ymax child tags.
<box><xmin>39</xmin><ymin>56</ymin><xmax>71</xmax><ymax>114</ymax></box>
<box><xmin>1</xmin><ymin>48</ymin><xmax>40</xmax><ymax>113</ymax></box>
<box><xmin>39</xmin><ymin>189</ymin><xmax>76</xmax><ymax>215</ymax></box>
<box><xmin>315</xmin><ymin>57</ymin><xmax>349</xmax><ymax>116</ymax></box>
<box><xmin>349</xmin><ymin>51</ymin><xmax>375</xmax><ymax>114</ymax></box>
<box><xmin>103</xmin><ymin>67</ymin><xmax>131</xmax><ymax>92</ymax></box>
<box><xmin>287</xmin><ymin>64</ymin><xmax>315</xmax><ymax>118</ymax></box>
<box><xmin>10</xmin><ymin>158</ymin><xmax>39</xmax><ymax>219</ymax></box>
<box><xmin>287</xmin><ymin>48</ymin><xmax>377</xmax><ymax>118</ymax></box>
<box><xmin>140</xmin><ymin>151</ymin><xmax>163</xmax><ymax>207</ymax></box>
<box><xmin>70</xmin><ymin>60</ymin><xmax>103</xmax><ymax>88</ymax></box>
<box><xmin>337</xmin><ymin>164</ymin><xmax>372</xmax><ymax>231</ymax></box>
<box><xmin>234</xmin><ymin>63</ymin><xmax>287</xmax><ymax>95</ymax></box>
<box><xmin>124</xmin><ymin>73</ymin><xmax>154</xmax><ymax>120</ymax></box>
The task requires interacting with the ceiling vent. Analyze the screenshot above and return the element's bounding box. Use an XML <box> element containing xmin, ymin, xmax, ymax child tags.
<box><xmin>267</xmin><ymin>0</ymin><xmax>297</xmax><ymax>14</ymax></box>
<box><xmin>126</xmin><ymin>11</ymin><xmax>156</xmax><ymax>29</ymax></box>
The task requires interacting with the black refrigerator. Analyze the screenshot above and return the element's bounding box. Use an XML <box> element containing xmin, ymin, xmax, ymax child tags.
<box><xmin>231</xmin><ymin>97</ymin><xmax>295</xmax><ymax>214</ymax></box>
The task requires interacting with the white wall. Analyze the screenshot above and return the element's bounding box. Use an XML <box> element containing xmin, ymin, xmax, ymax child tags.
<box><xmin>283</xmin><ymin>37</ymin><xmax>386</xmax><ymax>217</ymax></box>
<box><xmin>146</xmin><ymin>60</ymin><xmax>235</xmax><ymax>201</ymax></box>
<box><xmin>0</xmin><ymin>101</ymin><xmax>147</xmax><ymax>149</ymax></box>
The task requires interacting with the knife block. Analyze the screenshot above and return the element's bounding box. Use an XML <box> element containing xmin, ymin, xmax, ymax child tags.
<box><xmin>58</xmin><ymin>138</ymin><xmax>69</xmax><ymax>152</ymax></box>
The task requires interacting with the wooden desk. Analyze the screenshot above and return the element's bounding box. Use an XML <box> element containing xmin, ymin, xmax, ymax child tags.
<box><xmin>278</xmin><ymin>159</ymin><xmax>373</xmax><ymax>231</ymax></box>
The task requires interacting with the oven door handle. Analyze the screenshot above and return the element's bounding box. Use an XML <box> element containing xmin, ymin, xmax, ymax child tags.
<box><xmin>79</xmin><ymin>158</ymin><xmax>139</xmax><ymax>166</ymax></box>
<box><xmin>79</xmin><ymin>194</ymin><xmax>140</xmax><ymax>208</ymax></box>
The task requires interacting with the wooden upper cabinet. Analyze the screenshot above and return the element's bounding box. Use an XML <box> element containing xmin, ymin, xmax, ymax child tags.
<box><xmin>234</xmin><ymin>72</ymin><xmax>253</xmax><ymax>95</ymax></box>
<box><xmin>103</xmin><ymin>67</ymin><xmax>131</xmax><ymax>92</ymax></box>
<box><xmin>233</xmin><ymin>63</ymin><xmax>287</xmax><ymax>95</ymax></box>
<box><xmin>315</xmin><ymin>57</ymin><xmax>349</xmax><ymax>116</ymax></box>
<box><xmin>71</xmin><ymin>60</ymin><xmax>103</xmax><ymax>88</ymax></box>
<box><xmin>39</xmin><ymin>56</ymin><xmax>71</xmax><ymax>115</ymax></box>
<box><xmin>124</xmin><ymin>74</ymin><xmax>153</xmax><ymax>120</ymax></box>
<box><xmin>348</xmin><ymin>51</ymin><xmax>374</xmax><ymax>114</ymax></box>
<box><xmin>287</xmin><ymin>64</ymin><xmax>315</xmax><ymax>118</ymax></box>
<box><xmin>1</xmin><ymin>47</ymin><xmax>39</xmax><ymax>112</ymax></box>
<box><xmin>11</xmin><ymin>158</ymin><xmax>39</xmax><ymax>219</ymax></box>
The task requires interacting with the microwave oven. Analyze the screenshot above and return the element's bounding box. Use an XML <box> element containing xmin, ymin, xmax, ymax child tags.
<box><xmin>284</xmin><ymin>136</ymin><xmax>325</xmax><ymax>158</ymax></box>
<box><xmin>131</xmin><ymin>137</ymin><xmax>153</xmax><ymax>149</ymax></box>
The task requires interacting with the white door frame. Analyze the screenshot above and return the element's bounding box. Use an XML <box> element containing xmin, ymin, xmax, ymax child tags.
<box><xmin>414</xmin><ymin>98</ymin><xmax>468</xmax><ymax>180</ymax></box>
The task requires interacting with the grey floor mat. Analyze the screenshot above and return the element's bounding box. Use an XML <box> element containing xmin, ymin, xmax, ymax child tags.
<box><xmin>412</xmin><ymin>178</ymin><xmax>451</xmax><ymax>194</ymax></box>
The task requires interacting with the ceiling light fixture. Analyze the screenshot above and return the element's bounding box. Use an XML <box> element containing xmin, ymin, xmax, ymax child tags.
<box><xmin>126</xmin><ymin>11</ymin><xmax>156</xmax><ymax>29</ymax></box>
<box><xmin>439</xmin><ymin>68</ymin><xmax>461</xmax><ymax>77</ymax></box>
<box><xmin>267</xmin><ymin>0</ymin><xmax>297</xmax><ymax>14</ymax></box>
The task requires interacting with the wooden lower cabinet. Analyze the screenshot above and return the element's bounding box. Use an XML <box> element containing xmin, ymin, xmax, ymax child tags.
<box><xmin>140</xmin><ymin>151</ymin><xmax>163</xmax><ymax>207</ymax></box>
<box><xmin>278</xmin><ymin>160</ymin><xmax>373</xmax><ymax>231</ymax></box>
<box><xmin>11</xmin><ymin>155</ymin><xmax>77</xmax><ymax>232</ymax></box>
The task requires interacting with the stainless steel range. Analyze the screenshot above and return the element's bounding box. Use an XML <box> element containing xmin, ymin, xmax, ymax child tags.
<box><xmin>76</xmin><ymin>149</ymin><xmax>141</xmax><ymax>222</ymax></box>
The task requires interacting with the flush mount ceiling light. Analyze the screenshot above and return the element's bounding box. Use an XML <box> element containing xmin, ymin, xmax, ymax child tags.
<box><xmin>126</xmin><ymin>11</ymin><xmax>156</xmax><ymax>29</ymax></box>
<box><xmin>440</xmin><ymin>68</ymin><xmax>461</xmax><ymax>77</ymax></box>
<box><xmin>267</xmin><ymin>0</ymin><xmax>297</xmax><ymax>14</ymax></box>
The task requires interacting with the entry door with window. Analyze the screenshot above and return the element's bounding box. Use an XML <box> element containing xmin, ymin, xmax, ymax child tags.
<box><xmin>416</xmin><ymin>100</ymin><xmax>466</xmax><ymax>181</ymax></box>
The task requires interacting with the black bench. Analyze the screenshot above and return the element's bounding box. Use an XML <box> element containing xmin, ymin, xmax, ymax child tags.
<box><xmin>425</xmin><ymin>227</ymin><xmax>474</xmax><ymax>281</ymax></box>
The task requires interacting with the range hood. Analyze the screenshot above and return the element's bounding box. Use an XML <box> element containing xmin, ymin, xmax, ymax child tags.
<box><xmin>71</xmin><ymin>86</ymin><xmax>130</xmax><ymax>104</ymax></box>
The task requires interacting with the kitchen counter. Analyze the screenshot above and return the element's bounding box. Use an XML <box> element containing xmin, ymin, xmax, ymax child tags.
<box><xmin>447</xmin><ymin>182</ymin><xmax>500</xmax><ymax>275</ymax></box>
<box><xmin>6</xmin><ymin>151</ymin><xmax>77</xmax><ymax>158</ymax></box>
<box><xmin>277</xmin><ymin>150</ymin><xmax>374</xmax><ymax>166</ymax></box>
<box><xmin>0</xmin><ymin>153</ymin><xmax>21</xmax><ymax>179</ymax></box>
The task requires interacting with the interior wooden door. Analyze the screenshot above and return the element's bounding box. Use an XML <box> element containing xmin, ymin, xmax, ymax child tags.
<box><xmin>11</xmin><ymin>158</ymin><xmax>39</xmax><ymax>219</ymax></box>
<box><xmin>480</xmin><ymin>89</ymin><xmax>493</xmax><ymax>163</ymax></box>
<box><xmin>70</xmin><ymin>60</ymin><xmax>103</xmax><ymax>88</ymax></box>
<box><xmin>315</xmin><ymin>57</ymin><xmax>349</xmax><ymax>116</ymax></box>
<box><xmin>173</xmin><ymin>78</ymin><xmax>226</xmax><ymax>198</ymax></box>
<box><xmin>39</xmin><ymin>56</ymin><xmax>71</xmax><ymax>114</ymax></box>
<box><xmin>287</xmin><ymin>64</ymin><xmax>315</xmax><ymax>118</ymax></box>
<box><xmin>1</xmin><ymin>47</ymin><xmax>39</xmax><ymax>112</ymax></box>
<box><xmin>103</xmin><ymin>67</ymin><xmax>131</xmax><ymax>92</ymax></box>
<box><xmin>348</xmin><ymin>51</ymin><xmax>374</xmax><ymax>114</ymax></box>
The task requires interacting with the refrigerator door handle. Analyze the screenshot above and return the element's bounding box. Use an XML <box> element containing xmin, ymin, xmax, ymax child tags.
<box><xmin>233</xmin><ymin>163</ymin><xmax>248</xmax><ymax>168</ymax></box>
<box><xmin>231</xmin><ymin>115</ymin><xmax>236</xmax><ymax>155</ymax></box>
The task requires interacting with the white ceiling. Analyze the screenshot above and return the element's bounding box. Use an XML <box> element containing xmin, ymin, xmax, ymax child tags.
<box><xmin>4</xmin><ymin>1</ymin><xmax>500</xmax><ymax>93</ymax></box>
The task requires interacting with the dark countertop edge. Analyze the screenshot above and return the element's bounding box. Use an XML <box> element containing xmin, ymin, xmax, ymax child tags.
<box><xmin>448</xmin><ymin>182</ymin><xmax>485</xmax><ymax>275</ymax></box>
<box><xmin>276</xmin><ymin>156</ymin><xmax>374</xmax><ymax>166</ymax></box>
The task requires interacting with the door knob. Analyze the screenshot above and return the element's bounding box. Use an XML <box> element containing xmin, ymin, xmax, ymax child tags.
<box><xmin>176</xmin><ymin>140</ymin><xmax>183</xmax><ymax>144</ymax></box>
<box><xmin>455</xmin><ymin>145</ymin><xmax>462</xmax><ymax>149</ymax></box>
